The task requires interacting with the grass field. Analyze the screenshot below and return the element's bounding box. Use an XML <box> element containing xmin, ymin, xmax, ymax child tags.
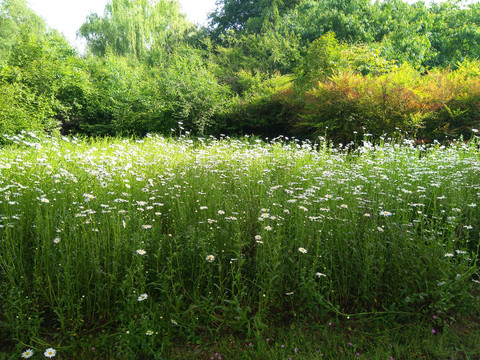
<box><xmin>0</xmin><ymin>132</ymin><xmax>479</xmax><ymax>359</ymax></box>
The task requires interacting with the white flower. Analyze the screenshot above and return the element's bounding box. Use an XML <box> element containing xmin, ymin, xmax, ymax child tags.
<box><xmin>264</xmin><ymin>226</ymin><xmax>273</xmax><ymax>231</ymax></box>
<box><xmin>380</xmin><ymin>211</ymin><xmax>392</xmax><ymax>216</ymax></box>
<box><xmin>138</xmin><ymin>293</ymin><xmax>148</xmax><ymax>301</ymax></box>
<box><xmin>136</xmin><ymin>249</ymin><xmax>146</xmax><ymax>255</ymax></box>
<box><xmin>316</xmin><ymin>272</ymin><xmax>327</xmax><ymax>278</ymax></box>
<box><xmin>444</xmin><ymin>253</ymin><xmax>454</xmax><ymax>257</ymax></box>
<box><xmin>141</xmin><ymin>224</ymin><xmax>152</xmax><ymax>229</ymax></box>
<box><xmin>40</xmin><ymin>198</ymin><xmax>50</xmax><ymax>203</ymax></box>
<box><xmin>200</xmin><ymin>206</ymin><xmax>208</xmax><ymax>210</ymax></box>
<box><xmin>206</xmin><ymin>254</ymin><xmax>215</xmax><ymax>262</ymax></box>
<box><xmin>298</xmin><ymin>247</ymin><xmax>307</xmax><ymax>254</ymax></box>
<box><xmin>44</xmin><ymin>348</ymin><xmax>56</xmax><ymax>358</ymax></box>
<box><xmin>146</xmin><ymin>330</ymin><xmax>153</xmax><ymax>335</ymax></box>
<box><xmin>83</xmin><ymin>193</ymin><xmax>95</xmax><ymax>201</ymax></box>
<box><xmin>21</xmin><ymin>349</ymin><xmax>34</xmax><ymax>358</ymax></box>
<box><xmin>218</xmin><ymin>210</ymin><xmax>225</xmax><ymax>215</ymax></box>
<box><xmin>53</xmin><ymin>238</ymin><xmax>60</xmax><ymax>244</ymax></box>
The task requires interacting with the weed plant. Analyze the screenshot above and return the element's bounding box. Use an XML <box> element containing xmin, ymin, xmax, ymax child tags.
<box><xmin>0</xmin><ymin>132</ymin><xmax>479</xmax><ymax>358</ymax></box>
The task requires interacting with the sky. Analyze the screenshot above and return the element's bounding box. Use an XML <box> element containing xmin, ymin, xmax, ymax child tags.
<box><xmin>26</xmin><ymin>0</ymin><xmax>218</xmax><ymax>52</ymax></box>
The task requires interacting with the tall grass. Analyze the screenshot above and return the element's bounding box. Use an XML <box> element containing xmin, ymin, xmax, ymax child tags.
<box><xmin>0</xmin><ymin>132</ymin><xmax>479</xmax><ymax>358</ymax></box>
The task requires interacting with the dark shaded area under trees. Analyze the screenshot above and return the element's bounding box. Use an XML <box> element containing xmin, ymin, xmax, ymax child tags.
<box><xmin>1</xmin><ymin>0</ymin><xmax>480</xmax><ymax>143</ymax></box>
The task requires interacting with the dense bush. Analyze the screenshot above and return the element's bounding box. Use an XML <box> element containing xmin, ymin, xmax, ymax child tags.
<box><xmin>219</xmin><ymin>72</ymin><xmax>300</xmax><ymax>137</ymax></box>
<box><xmin>75</xmin><ymin>46</ymin><xmax>230</xmax><ymax>137</ymax></box>
<box><xmin>297</xmin><ymin>61</ymin><xmax>480</xmax><ymax>142</ymax></box>
<box><xmin>0</xmin><ymin>31</ymin><xmax>86</xmax><ymax>136</ymax></box>
<box><xmin>0</xmin><ymin>81</ymin><xmax>55</xmax><ymax>136</ymax></box>
<box><xmin>150</xmin><ymin>46</ymin><xmax>232</xmax><ymax>135</ymax></box>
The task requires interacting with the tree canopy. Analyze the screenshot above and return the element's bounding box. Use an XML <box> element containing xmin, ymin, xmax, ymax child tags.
<box><xmin>78</xmin><ymin>0</ymin><xmax>192</xmax><ymax>58</ymax></box>
<box><xmin>0</xmin><ymin>0</ymin><xmax>45</xmax><ymax>57</ymax></box>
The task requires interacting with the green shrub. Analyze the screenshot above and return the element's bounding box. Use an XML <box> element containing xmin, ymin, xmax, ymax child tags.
<box><xmin>300</xmin><ymin>65</ymin><xmax>425</xmax><ymax>142</ymax></box>
<box><xmin>418</xmin><ymin>60</ymin><xmax>480</xmax><ymax>139</ymax></box>
<box><xmin>0</xmin><ymin>81</ymin><xmax>55</xmax><ymax>136</ymax></box>
<box><xmin>298</xmin><ymin>61</ymin><xmax>480</xmax><ymax>142</ymax></box>
<box><xmin>77</xmin><ymin>47</ymin><xmax>231</xmax><ymax>137</ymax></box>
<box><xmin>150</xmin><ymin>46</ymin><xmax>232</xmax><ymax>136</ymax></box>
<box><xmin>220</xmin><ymin>72</ymin><xmax>302</xmax><ymax>137</ymax></box>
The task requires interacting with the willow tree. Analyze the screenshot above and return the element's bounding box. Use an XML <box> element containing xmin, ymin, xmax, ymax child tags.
<box><xmin>78</xmin><ymin>0</ymin><xmax>191</xmax><ymax>58</ymax></box>
<box><xmin>0</xmin><ymin>0</ymin><xmax>46</xmax><ymax>58</ymax></box>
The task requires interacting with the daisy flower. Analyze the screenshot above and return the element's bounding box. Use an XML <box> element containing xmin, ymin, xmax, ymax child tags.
<box><xmin>21</xmin><ymin>349</ymin><xmax>34</xmax><ymax>358</ymax></box>
<box><xmin>298</xmin><ymin>247</ymin><xmax>307</xmax><ymax>254</ymax></box>
<box><xmin>138</xmin><ymin>293</ymin><xmax>148</xmax><ymax>301</ymax></box>
<box><xmin>146</xmin><ymin>330</ymin><xmax>153</xmax><ymax>336</ymax></box>
<box><xmin>83</xmin><ymin>193</ymin><xmax>95</xmax><ymax>201</ymax></box>
<box><xmin>53</xmin><ymin>238</ymin><xmax>60</xmax><ymax>244</ymax></box>
<box><xmin>44</xmin><ymin>348</ymin><xmax>56</xmax><ymax>358</ymax></box>
<box><xmin>136</xmin><ymin>249</ymin><xmax>146</xmax><ymax>255</ymax></box>
<box><xmin>206</xmin><ymin>255</ymin><xmax>215</xmax><ymax>262</ymax></box>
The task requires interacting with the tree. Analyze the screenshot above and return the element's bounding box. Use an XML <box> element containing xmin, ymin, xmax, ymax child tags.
<box><xmin>208</xmin><ymin>0</ymin><xmax>301</xmax><ymax>39</ymax></box>
<box><xmin>426</xmin><ymin>0</ymin><xmax>480</xmax><ymax>68</ymax></box>
<box><xmin>78</xmin><ymin>0</ymin><xmax>192</xmax><ymax>58</ymax></box>
<box><xmin>277</xmin><ymin>0</ymin><xmax>376</xmax><ymax>44</ymax></box>
<box><xmin>0</xmin><ymin>0</ymin><xmax>45</xmax><ymax>58</ymax></box>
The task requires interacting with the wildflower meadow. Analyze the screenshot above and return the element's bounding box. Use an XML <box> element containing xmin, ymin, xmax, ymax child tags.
<box><xmin>0</xmin><ymin>132</ymin><xmax>479</xmax><ymax>359</ymax></box>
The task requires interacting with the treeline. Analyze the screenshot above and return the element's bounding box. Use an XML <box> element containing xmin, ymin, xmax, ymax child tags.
<box><xmin>1</xmin><ymin>0</ymin><xmax>480</xmax><ymax>141</ymax></box>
